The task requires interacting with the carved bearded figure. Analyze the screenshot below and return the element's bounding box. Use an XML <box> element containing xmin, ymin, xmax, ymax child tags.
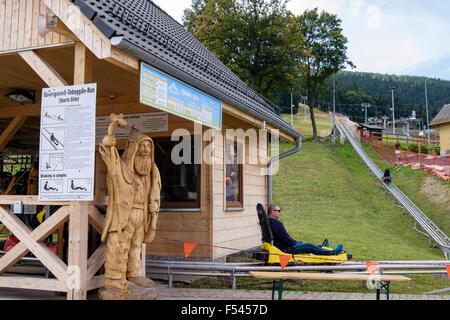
<box><xmin>99</xmin><ymin>115</ymin><xmax>161</xmax><ymax>295</ymax></box>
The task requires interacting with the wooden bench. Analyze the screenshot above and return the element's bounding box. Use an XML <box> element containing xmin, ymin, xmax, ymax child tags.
<box><xmin>250</xmin><ymin>271</ymin><xmax>411</xmax><ymax>300</ymax></box>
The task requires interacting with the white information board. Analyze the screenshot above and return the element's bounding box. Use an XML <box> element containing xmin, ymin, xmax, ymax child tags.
<box><xmin>95</xmin><ymin>112</ymin><xmax>169</xmax><ymax>144</ymax></box>
<box><xmin>39</xmin><ymin>83</ymin><xmax>97</xmax><ymax>201</ymax></box>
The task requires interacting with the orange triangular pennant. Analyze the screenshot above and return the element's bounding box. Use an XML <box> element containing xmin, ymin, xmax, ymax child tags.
<box><xmin>183</xmin><ymin>242</ymin><xmax>198</xmax><ymax>258</ymax></box>
<box><xmin>366</xmin><ymin>262</ymin><xmax>378</xmax><ymax>275</ymax></box>
<box><xmin>279</xmin><ymin>254</ymin><xmax>291</xmax><ymax>270</ymax></box>
<box><xmin>446</xmin><ymin>265</ymin><xmax>450</xmax><ymax>279</ymax></box>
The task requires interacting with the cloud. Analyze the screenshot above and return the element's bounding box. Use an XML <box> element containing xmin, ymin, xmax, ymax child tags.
<box><xmin>350</xmin><ymin>0</ymin><xmax>363</xmax><ymax>17</ymax></box>
<box><xmin>366</xmin><ymin>5</ymin><xmax>381</xmax><ymax>30</ymax></box>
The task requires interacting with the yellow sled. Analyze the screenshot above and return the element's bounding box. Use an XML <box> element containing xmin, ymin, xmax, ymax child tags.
<box><xmin>255</xmin><ymin>204</ymin><xmax>352</xmax><ymax>265</ymax></box>
<box><xmin>259</xmin><ymin>242</ymin><xmax>350</xmax><ymax>265</ymax></box>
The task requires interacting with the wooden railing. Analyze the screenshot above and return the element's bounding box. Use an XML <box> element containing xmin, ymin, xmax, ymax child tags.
<box><xmin>0</xmin><ymin>195</ymin><xmax>108</xmax><ymax>299</ymax></box>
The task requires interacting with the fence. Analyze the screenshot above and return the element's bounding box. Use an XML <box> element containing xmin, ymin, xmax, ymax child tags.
<box><xmin>363</xmin><ymin>138</ymin><xmax>450</xmax><ymax>181</ymax></box>
<box><xmin>361</xmin><ymin>131</ymin><xmax>440</xmax><ymax>147</ymax></box>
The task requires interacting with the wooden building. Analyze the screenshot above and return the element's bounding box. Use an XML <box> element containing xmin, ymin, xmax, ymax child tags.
<box><xmin>0</xmin><ymin>0</ymin><xmax>302</xmax><ymax>299</ymax></box>
<box><xmin>430</xmin><ymin>104</ymin><xmax>450</xmax><ymax>155</ymax></box>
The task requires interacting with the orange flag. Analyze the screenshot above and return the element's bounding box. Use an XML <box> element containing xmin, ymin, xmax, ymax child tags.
<box><xmin>446</xmin><ymin>265</ymin><xmax>450</xmax><ymax>279</ymax></box>
<box><xmin>183</xmin><ymin>242</ymin><xmax>198</xmax><ymax>258</ymax></box>
<box><xmin>279</xmin><ymin>255</ymin><xmax>291</xmax><ymax>270</ymax></box>
<box><xmin>366</xmin><ymin>262</ymin><xmax>378</xmax><ymax>275</ymax></box>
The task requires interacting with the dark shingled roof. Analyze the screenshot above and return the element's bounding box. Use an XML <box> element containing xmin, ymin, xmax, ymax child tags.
<box><xmin>430</xmin><ymin>104</ymin><xmax>450</xmax><ymax>127</ymax></box>
<box><xmin>70</xmin><ymin>0</ymin><xmax>301</xmax><ymax>139</ymax></box>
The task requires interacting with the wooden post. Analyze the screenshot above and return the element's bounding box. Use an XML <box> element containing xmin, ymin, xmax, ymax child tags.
<box><xmin>74</xmin><ymin>42</ymin><xmax>92</xmax><ymax>85</ymax></box>
<box><xmin>67</xmin><ymin>203</ymin><xmax>89</xmax><ymax>300</ymax></box>
<box><xmin>419</xmin><ymin>144</ymin><xmax>422</xmax><ymax>169</ymax></box>
<box><xmin>66</xmin><ymin>43</ymin><xmax>92</xmax><ymax>300</ymax></box>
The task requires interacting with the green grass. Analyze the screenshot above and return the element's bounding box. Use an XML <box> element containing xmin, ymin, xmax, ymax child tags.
<box><xmin>267</xmin><ymin>138</ymin><xmax>449</xmax><ymax>294</ymax></box>
<box><xmin>282</xmin><ymin>108</ymin><xmax>333</xmax><ymax>138</ymax></box>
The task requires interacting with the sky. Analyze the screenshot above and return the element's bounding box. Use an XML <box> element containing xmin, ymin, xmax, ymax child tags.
<box><xmin>151</xmin><ymin>0</ymin><xmax>450</xmax><ymax>81</ymax></box>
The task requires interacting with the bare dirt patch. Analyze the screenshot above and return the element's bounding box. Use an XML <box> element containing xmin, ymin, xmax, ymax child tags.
<box><xmin>420</xmin><ymin>176</ymin><xmax>450</xmax><ymax>213</ymax></box>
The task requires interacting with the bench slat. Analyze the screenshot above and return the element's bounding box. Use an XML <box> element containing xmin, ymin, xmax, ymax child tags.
<box><xmin>250</xmin><ymin>271</ymin><xmax>411</xmax><ymax>282</ymax></box>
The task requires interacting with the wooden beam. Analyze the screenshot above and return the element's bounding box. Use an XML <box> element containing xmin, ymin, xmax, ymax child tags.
<box><xmin>88</xmin><ymin>205</ymin><xmax>105</xmax><ymax>234</ymax></box>
<box><xmin>0</xmin><ymin>206</ymin><xmax>68</xmax><ymax>282</ymax></box>
<box><xmin>74</xmin><ymin>42</ymin><xmax>92</xmax><ymax>85</ymax></box>
<box><xmin>0</xmin><ymin>104</ymin><xmax>40</xmax><ymax>118</ymax></box>
<box><xmin>105</xmin><ymin>47</ymin><xmax>140</xmax><ymax>74</ymax></box>
<box><xmin>0</xmin><ymin>115</ymin><xmax>28</xmax><ymax>152</ymax></box>
<box><xmin>0</xmin><ymin>195</ymin><xmax>108</xmax><ymax>206</ymax></box>
<box><xmin>46</xmin><ymin>18</ymin><xmax>78</xmax><ymax>41</ymax></box>
<box><xmin>18</xmin><ymin>50</ymin><xmax>68</xmax><ymax>87</ymax></box>
<box><xmin>0</xmin><ymin>275</ymin><xmax>66</xmax><ymax>292</ymax></box>
<box><xmin>87</xmin><ymin>243</ymin><xmax>105</xmax><ymax>280</ymax></box>
<box><xmin>87</xmin><ymin>275</ymin><xmax>104</xmax><ymax>291</ymax></box>
<box><xmin>0</xmin><ymin>206</ymin><xmax>70</xmax><ymax>274</ymax></box>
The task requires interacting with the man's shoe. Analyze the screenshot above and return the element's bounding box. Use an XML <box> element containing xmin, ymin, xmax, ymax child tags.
<box><xmin>128</xmin><ymin>276</ymin><xmax>155</xmax><ymax>288</ymax></box>
<box><xmin>332</xmin><ymin>244</ymin><xmax>343</xmax><ymax>254</ymax></box>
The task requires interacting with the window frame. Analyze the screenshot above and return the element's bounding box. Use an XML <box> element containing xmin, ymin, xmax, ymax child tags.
<box><xmin>224</xmin><ymin>138</ymin><xmax>244</xmax><ymax>210</ymax></box>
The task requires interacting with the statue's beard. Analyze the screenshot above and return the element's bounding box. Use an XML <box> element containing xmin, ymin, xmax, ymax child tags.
<box><xmin>134</xmin><ymin>154</ymin><xmax>152</xmax><ymax>176</ymax></box>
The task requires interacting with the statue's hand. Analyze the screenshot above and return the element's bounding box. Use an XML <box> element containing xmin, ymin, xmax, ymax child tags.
<box><xmin>145</xmin><ymin>212</ymin><xmax>158</xmax><ymax>243</ymax></box>
<box><xmin>102</xmin><ymin>134</ymin><xmax>117</xmax><ymax>148</ymax></box>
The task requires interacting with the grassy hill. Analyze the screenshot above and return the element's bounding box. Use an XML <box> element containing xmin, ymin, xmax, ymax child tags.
<box><xmin>271</xmin><ymin>110</ymin><xmax>450</xmax><ymax>294</ymax></box>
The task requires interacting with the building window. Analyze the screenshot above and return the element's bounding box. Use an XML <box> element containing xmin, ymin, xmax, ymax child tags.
<box><xmin>225</xmin><ymin>140</ymin><xmax>243</xmax><ymax>208</ymax></box>
<box><xmin>153</xmin><ymin>136</ymin><xmax>201</xmax><ymax>209</ymax></box>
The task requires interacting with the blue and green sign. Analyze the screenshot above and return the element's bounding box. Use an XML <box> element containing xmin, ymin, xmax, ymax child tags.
<box><xmin>140</xmin><ymin>63</ymin><xmax>222</xmax><ymax>130</ymax></box>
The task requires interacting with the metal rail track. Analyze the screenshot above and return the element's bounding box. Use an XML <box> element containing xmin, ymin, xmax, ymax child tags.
<box><xmin>146</xmin><ymin>259</ymin><xmax>449</xmax><ymax>289</ymax></box>
<box><xmin>337</xmin><ymin>119</ymin><xmax>450</xmax><ymax>259</ymax></box>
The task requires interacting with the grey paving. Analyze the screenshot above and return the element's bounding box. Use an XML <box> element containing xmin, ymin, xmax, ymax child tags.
<box><xmin>0</xmin><ymin>281</ymin><xmax>447</xmax><ymax>300</ymax></box>
<box><xmin>155</xmin><ymin>282</ymin><xmax>449</xmax><ymax>300</ymax></box>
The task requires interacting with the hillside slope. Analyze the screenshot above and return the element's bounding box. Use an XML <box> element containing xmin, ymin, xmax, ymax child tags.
<box><xmin>274</xmin><ymin>113</ymin><xmax>449</xmax><ymax>261</ymax></box>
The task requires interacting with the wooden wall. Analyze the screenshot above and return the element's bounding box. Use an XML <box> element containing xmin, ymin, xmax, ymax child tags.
<box><xmin>437</xmin><ymin>123</ymin><xmax>450</xmax><ymax>154</ymax></box>
<box><xmin>0</xmin><ymin>0</ymin><xmax>72</xmax><ymax>52</ymax></box>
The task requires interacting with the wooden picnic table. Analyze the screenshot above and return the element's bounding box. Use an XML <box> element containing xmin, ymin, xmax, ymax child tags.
<box><xmin>250</xmin><ymin>271</ymin><xmax>411</xmax><ymax>300</ymax></box>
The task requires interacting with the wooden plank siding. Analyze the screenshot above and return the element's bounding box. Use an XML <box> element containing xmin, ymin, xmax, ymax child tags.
<box><xmin>0</xmin><ymin>0</ymin><xmax>71</xmax><ymax>53</ymax></box>
<box><xmin>211</xmin><ymin>113</ymin><xmax>268</xmax><ymax>260</ymax></box>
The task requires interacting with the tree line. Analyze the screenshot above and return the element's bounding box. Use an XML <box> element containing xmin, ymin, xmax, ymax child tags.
<box><xmin>314</xmin><ymin>71</ymin><xmax>448</xmax><ymax>125</ymax></box>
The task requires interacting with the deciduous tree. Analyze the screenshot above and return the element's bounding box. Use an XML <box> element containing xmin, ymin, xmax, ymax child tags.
<box><xmin>296</xmin><ymin>8</ymin><xmax>354</xmax><ymax>139</ymax></box>
<box><xmin>183</xmin><ymin>0</ymin><xmax>303</xmax><ymax>100</ymax></box>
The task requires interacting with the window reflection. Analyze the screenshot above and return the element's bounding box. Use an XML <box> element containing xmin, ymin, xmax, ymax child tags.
<box><xmin>153</xmin><ymin>136</ymin><xmax>200</xmax><ymax>208</ymax></box>
<box><xmin>225</xmin><ymin>141</ymin><xmax>242</xmax><ymax>206</ymax></box>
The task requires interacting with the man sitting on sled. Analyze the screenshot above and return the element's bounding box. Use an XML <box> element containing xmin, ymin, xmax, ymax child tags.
<box><xmin>267</xmin><ymin>204</ymin><xmax>343</xmax><ymax>255</ymax></box>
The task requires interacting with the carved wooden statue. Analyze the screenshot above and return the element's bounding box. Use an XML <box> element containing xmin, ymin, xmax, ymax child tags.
<box><xmin>98</xmin><ymin>113</ymin><xmax>161</xmax><ymax>299</ymax></box>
